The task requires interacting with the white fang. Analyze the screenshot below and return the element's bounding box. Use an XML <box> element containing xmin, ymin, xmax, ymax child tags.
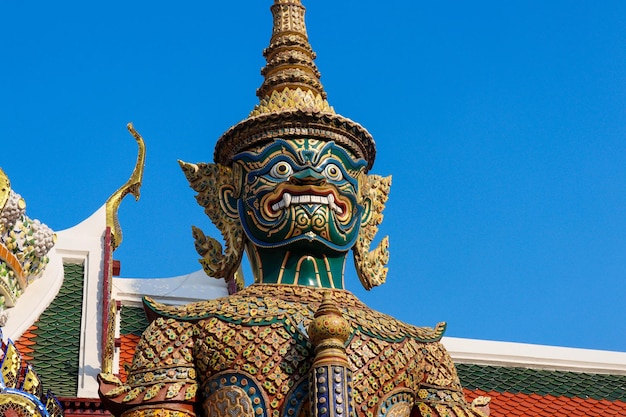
<box><xmin>272</xmin><ymin>193</ymin><xmax>343</xmax><ymax>214</ymax></box>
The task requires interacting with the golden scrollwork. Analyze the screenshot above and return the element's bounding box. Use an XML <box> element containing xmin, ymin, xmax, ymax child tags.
<box><xmin>102</xmin><ymin>300</ymin><xmax>117</xmax><ymax>374</ymax></box>
<box><xmin>354</xmin><ymin>174</ymin><xmax>392</xmax><ymax>290</ymax></box>
<box><xmin>105</xmin><ymin>123</ymin><xmax>146</xmax><ymax>250</ymax></box>
<box><xmin>179</xmin><ymin>161</ymin><xmax>245</xmax><ymax>281</ymax></box>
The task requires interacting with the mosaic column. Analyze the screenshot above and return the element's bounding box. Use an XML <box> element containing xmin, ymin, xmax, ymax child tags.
<box><xmin>308</xmin><ymin>293</ymin><xmax>355</xmax><ymax>417</ymax></box>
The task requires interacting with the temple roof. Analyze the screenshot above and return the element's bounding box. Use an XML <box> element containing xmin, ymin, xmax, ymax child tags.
<box><xmin>458</xmin><ymin>363</ymin><xmax>626</xmax><ymax>401</ymax></box>
<box><xmin>14</xmin><ymin>263</ymin><xmax>84</xmax><ymax>396</ymax></box>
<box><xmin>466</xmin><ymin>389</ymin><xmax>626</xmax><ymax>417</ymax></box>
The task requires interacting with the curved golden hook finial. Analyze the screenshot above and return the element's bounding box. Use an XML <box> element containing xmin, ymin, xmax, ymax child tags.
<box><xmin>105</xmin><ymin>123</ymin><xmax>146</xmax><ymax>250</ymax></box>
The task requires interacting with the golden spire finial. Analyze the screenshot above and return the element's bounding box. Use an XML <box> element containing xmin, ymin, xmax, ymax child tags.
<box><xmin>214</xmin><ymin>0</ymin><xmax>376</xmax><ymax>170</ymax></box>
<box><xmin>250</xmin><ymin>0</ymin><xmax>333</xmax><ymax>116</ymax></box>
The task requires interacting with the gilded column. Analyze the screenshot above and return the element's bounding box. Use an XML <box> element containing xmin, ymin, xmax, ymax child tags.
<box><xmin>308</xmin><ymin>292</ymin><xmax>355</xmax><ymax>417</ymax></box>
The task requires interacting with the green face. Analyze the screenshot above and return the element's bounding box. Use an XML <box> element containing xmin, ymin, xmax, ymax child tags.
<box><xmin>233</xmin><ymin>139</ymin><xmax>367</xmax><ymax>254</ymax></box>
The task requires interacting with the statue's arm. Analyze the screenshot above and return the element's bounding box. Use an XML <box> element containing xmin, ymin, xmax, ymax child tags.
<box><xmin>413</xmin><ymin>342</ymin><xmax>491</xmax><ymax>417</ymax></box>
<box><xmin>98</xmin><ymin>317</ymin><xmax>198</xmax><ymax>417</ymax></box>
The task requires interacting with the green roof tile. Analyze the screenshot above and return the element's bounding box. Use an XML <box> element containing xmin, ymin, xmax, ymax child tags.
<box><xmin>29</xmin><ymin>262</ymin><xmax>84</xmax><ymax>397</ymax></box>
<box><xmin>457</xmin><ymin>363</ymin><xmax>626</xmax><ymax>401</ymax></box>
<box><xmin>120</xmin><ymin>305</ymin><xmax>149</xmax><ymax>336</ymax></box>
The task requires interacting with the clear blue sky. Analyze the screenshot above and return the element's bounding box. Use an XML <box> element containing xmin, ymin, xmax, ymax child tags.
<box><xmin>1</xmin><ymin>1</ymin><xmax>625</xmax><ymax>351</ymax></box>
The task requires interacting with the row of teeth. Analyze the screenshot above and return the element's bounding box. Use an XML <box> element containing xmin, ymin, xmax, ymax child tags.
<box><xmin>271</xmin><ymin>193</ymin><xmax>343</xmax><ymax>214</ymax></box>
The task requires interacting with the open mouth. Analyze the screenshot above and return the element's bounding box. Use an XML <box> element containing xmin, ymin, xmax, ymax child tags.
<box><xmin>271</xmin><ymin>192</ymin><xmax>344</xmax><ymax>214</ymax></box>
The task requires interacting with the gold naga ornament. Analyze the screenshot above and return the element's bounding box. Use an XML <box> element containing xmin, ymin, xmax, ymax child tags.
<box><xmin>105</xmin><ymin>123</ymin><xmax>147</xmax><ymax>250</ymax></box>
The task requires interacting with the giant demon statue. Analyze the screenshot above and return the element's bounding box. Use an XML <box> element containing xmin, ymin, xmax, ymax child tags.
<box><xmin>99</xmin><ymin>2</ymin><xmax>491</xmax><ymax>417</ymax></box>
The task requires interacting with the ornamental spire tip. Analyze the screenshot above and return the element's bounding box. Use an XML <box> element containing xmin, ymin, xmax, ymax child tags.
<box><xmin>214</xmin><ymin>0</ymin><xmax>376</xmax><ymax>170</ymax></box>
<box><xmin>251</xmin><ymin>0</ymin><xmax>333</xmax><ymax>116</ymax></box>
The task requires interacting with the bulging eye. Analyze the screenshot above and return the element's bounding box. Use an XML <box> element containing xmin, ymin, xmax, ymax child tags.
<box><xmin>270</xmin><ymin>161</ymin><xmax>293</xmax><ymax>179</ymax></box>
<box><xmin>323</xmin><ymin>163</ymin><xmax>343</xmax><ymax>181</ymax></box>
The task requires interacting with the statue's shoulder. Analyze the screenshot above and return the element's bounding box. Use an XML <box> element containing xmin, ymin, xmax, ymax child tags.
<box><xmin>142</xmin><ymin>295</ymin><xmax>229</xmax><ymax>323</ymax></box>
<box><xmin>141</xmin><ymin>288</ymin><xmax>310</xmax><ymax>325</ymax></box>
<box><xmin>346</xmin><ymin>302</ymin><xmax>447</xmax><ymax>343</ymax></box>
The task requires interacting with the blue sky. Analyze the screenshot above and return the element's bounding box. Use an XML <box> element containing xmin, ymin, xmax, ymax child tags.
<box><xmin>1</xmin><ymin>1</ymin><xmax>625</xmax><ymax>351</ymax></box>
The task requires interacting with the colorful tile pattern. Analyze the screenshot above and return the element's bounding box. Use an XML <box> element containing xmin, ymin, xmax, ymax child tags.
<box><xmin>466</xmin><ymin>389</ymin><xmax>626</xmax><ymax>416</ymax></box>
<box><xmin>101</xmin><ymin>285</ymin><xmax>481</xmax><ymax>417</ymax></box>
<box><xmin>457</xmin><ymin>363</ymin><xmax>626</xmax><ymax>401</ymax></box>
<box><xmin>14</xmin><ymin>263</ymin><xmax>85</xmax><ymax>397</ymax></box>
<box><xmin>117</xmin><ymin>306</ymin><xmax>149</xmax><ymax>382</ymax></box>
<box><xmin>114</xmin><ymin>302</ymin><xmax>626</xmax><ymax>416</ymax></box>
<box><xmin>119</xmin><ymin>306</ymin><xmax>149</xmax><ymax>336</ymax></box>
<box><xmin>13</xmin><ymin>324</ymin><xmax>37</xmax><ymax>361</ymax></box>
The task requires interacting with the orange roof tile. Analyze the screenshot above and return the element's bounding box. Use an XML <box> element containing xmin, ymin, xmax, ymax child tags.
<box><xmin>14</xmin><ymin>323</ymin><xmax>38</xmax><ymax>361</ymax></box>
<box><xmin>465</xmin><ymin>389</ymin><xmax>626</xmax><ymax>416</ymax></box>
<box><xmin>118</xmin><ymin>334</ymin><xmax>140</xmax><ymax>382</ymax></box>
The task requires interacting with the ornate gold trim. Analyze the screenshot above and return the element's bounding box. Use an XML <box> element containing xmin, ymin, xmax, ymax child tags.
<box><xmin>179</xmin><ymin>161</ymin><xmax>245</xmax><ymax>282</ymax></box>
<box><xmin>102</xmin><ymin>299</ymin><xmax>117</xmax><ymax>374</ymax></box>
<box><xmin>354</xmin><ymin>174</ymin><xmax>392</xmax><ymax>290</ymax></box>
<box><xmin>105</xmin><ymin>123</ymin><xmax>146</xmax><ymax>250</ymax></box>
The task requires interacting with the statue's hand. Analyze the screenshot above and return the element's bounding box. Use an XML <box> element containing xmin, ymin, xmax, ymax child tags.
<box><xmin>471</xmin><ymin>396</ymin><xmax>491</xmax><ymax>416</ymax></box>
<box><xmin>98</xmin><ymin>372</ymin><xmax>130</xmax><ymax>398</ymax></box>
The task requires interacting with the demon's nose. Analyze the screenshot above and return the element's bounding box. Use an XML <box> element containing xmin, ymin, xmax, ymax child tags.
<box><xmin>289</xmin><ymin>168</ymin><xmax>327</xmax><ymax>186</ymax></box>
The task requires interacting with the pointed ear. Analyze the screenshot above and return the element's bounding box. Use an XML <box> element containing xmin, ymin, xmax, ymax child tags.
<box><xmin>218</xmin><ymin>162</ymin><xmax>242</xmax><ymax>219</ymax></box>
<box><xmin>354</xmin><ymin>174</ymin><xmax>392</xmax><ymax>290</ymax></box>
<box><xmin>360</xmin><ymin>188</ymin><xmax>373</xmax><ymax>228</ymax></box>
<box><xmin>179</xmin><ymin>160</ymin><xmax>245</xmax><ymax>280</ymax></box>
<box><xmin>357</xmin><ymin>173</ymin><xmax>391</xmax><ymax>229</ymax></box>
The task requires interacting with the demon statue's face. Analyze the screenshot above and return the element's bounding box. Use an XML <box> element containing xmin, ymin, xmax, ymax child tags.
<box><xmin>180</xmin><ymin>136</ymin><xmax>389</xmax><ymax>289</ymax></box>
<box><xmin>233</xmin><ymin>138</ymin><xmax>367</xmax><ymax>253</ymax></box>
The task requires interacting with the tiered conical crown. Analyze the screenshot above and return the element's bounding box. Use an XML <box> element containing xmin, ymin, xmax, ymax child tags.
<box><xmin>252</xmin><ymin>0</ymin><xmax>332</xmax><ymax>115</ymax></box>
<box><xmin>214</xmin><ymin>0</ymin><xmax>376</xmax><ymax>170</ymax></box>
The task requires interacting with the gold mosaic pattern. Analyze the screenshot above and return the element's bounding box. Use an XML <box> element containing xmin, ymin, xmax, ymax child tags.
<box><xmin>204</xmin><ymin>386</ymin><xmax>255</xmax><ymax>417</ymax></box>
<box><xmin>101</xmin><ymin>285</ymin><xmax>483</xmax><ymax>417</ymax></box>
<box><xmin>1</xmin><ymin>341</ymin><xmax>21</xmax><ymax>388</ymax></box>
<box><xmin>250</xmin><ymin>87</ymin><xmax>334</xmax><ymax>118</ymax></box>
<box><xmin>22</xmin><ymin>364</ymin><xmax>43</xmax><ymax>398</ymax></box>
<box><xmin>415</xmin><ymin>401</ymin><xmax>489</xmax><ymax>417</ymax></box>
<box><xmin>0</xmin><ymin>337</ymin><xmax>64</xmax><ymax>417</ymax></box>
<box><xmin>144</xmin><ymin>285</ymin><xmax>446</xmax><ymax>343</ymax></box>
<box><xmin>121</xmin><ymin>407</ymin><xmax>196</xmax><ymax>417</ymax></box>
<box><xmin>0</xmin><ymin>394</ymin><xmax>45</xmax><ymax>417</ymax></box>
